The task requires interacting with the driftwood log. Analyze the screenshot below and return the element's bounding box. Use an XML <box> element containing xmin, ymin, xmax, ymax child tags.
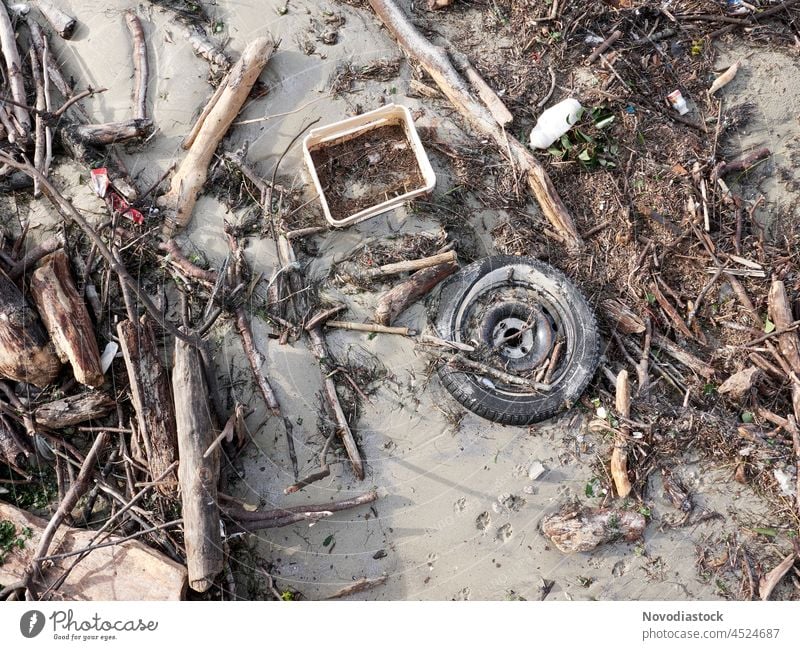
<box><xmin>542</xmin><ymin>507</ymin><xmax>646</xmax><ymax>553</ymax></box>
<box><xmin>374</xmin><ymin>261</ymin><xmax>457</xmax><ymax>326</ymax></box>
<box><xmin>611</xmin><ymin>370</ymin><xmax>632</xmax><ymax>498</ymax></box>
<box><xmin>172</xmin><ymin>335</ymin><xmax>222</xmax><ymax>592</ymax></box>
<box><xmin>366</xmin><ymin>250</ymin><xmax>457</xmax><ymax>279</ymax></box>
<box><xmin>366</xmin><ymin>0</ymin><xmax>582</xmax><ymax>250</ymax></box>
<box><xmin>118</xmin><ymin>318</ymin><xmax>178</xmax><ymax>495</ymax></box>
<box><xmin>0</xmin><ymin>269</ymin><xmax>60</xmax><ymax>387</ymax></box>
<box><xmin>125</xmin><ymin>10</ymin><xmax>149</xmax><ymax>121</ymax></box>
<box><xmin>35</xmin><ymin>0</ymin><xmax>77</xmax><ymax>39</ymax></box>
<box><xmin>0</xmin><ymin>502</ymin><xmax>186</xmax><ymax>600</ymax></box>
<box><xmin>33</xmin><ymin>392</ymin><xmax>115</xmax><ymax>428</ymax></box>
<box><xmin>67</xmin><ymin>118</ymin><xmax>153</xmax><ymax>146</ymax></box>
<box><xmin>160</xmin><ymin>37</ymin><xmax>273</xmax><ymax>232</ymax></box>
<box><xmin>30</xmin><ymin>249</ymin><xmax>103</xmax><ymax>388</ymax></box>
<box><xmin>0</xmin><ymin>3</ymin><xmax>30</xmax><ymax>139</ymax></box>
<box><xmin>768</xmin><ymin>280</ymin><xmax>800</xmax><ymax>421</ymax></box>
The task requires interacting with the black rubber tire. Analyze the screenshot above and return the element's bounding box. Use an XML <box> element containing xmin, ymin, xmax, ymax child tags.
<box><xmin>433</xmin><ymin>255</ymin><xmax>600</xmax><ymax>425</ymax></box>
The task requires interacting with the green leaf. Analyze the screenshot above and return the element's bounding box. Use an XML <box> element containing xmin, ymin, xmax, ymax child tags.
<box><xmin>645</xmin><ymin>292</ymin><xmax>656</xmax><ymax>305</ymax></box>
<box><xmin>595</xmin><ymin>115</ymin><xmax>615</xmax><ymax>129</ymax></box>
<box><xmin>547</xmin><ymin>146</ymin><xmax>564</xmax><ymax>158</ymax></box>
<box><xmin>322</xmin><ymin>534</ymin><xmax>334</xmax><ymax>547</ymax></box>
<box><xmin>741</xmin><ymin>411</ymin><xmax>754</xmax><ymax>423</ymax></box>
<box><xmin>764</xmin><ymin>318</ymin><xmax>775</xmax><ymax>333</ymax></box>
<box><xmin>578</xmin><ymin>148</ymin><xmax>592</xmax><ymax>162</ymax></box>
<box><xmin>752</xmin><ymin>527</ymin><xmax>777</xmax><ymax>538</ymax></box>
<box><xmin>560</xmin><ymin>134</ymin><xmax>571</xmax><ymax>149</ymax></box>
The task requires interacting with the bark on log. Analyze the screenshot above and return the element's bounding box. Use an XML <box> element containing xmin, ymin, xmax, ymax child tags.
<box><xmin>542</xmin><ymin>507</ymin><xmax>646</xmax><ymax>553</ymax></box>
<box><xmin>0</xmin><ymin>419</ymin><xmax>28</xmax><ymax>471</ymax></box>
<box><xmin>374</xmin><ymin>261</ymin><xmax>457</xmax><ymax>326</ymax></box>
<box><xmin>172</xmin><ymin>335</ymin><xmax>222</xmax><ymax>592</ymax></box>
<box><xmin>118</xmin><ymin>318</ymin><xmax>178</xmax><ymax>495</ymax></box>
<box><xmin>33</xmin><ymin>392</ymin><xmax>115</xmax><ymax>428</ymax></box>
<box><xmin>366</xmin><ymin>0</ymin><xmax>582</xmax><ymax>249</ymax></box>
<box><xmin>0</xmin><ymin>502</ymin><xmax>186</xmax><ymax>600</ymax></box>
<box><xmin>0</xmin><ymin>269</ymin><xmax>60</xmax><ymax>387</ymax></box>
<box><xmin>35</xmin><ymin>0</ymin><xmax>77</xmax><ymax>39</ymax></box>
<box><xmin>30</xmin><ymin>250</ymin><xmax>103</xmax><ymax>388</ymax></box>
<box><xmin>67</xmin><ymin>118</ymin><xmax>153</xmax><ymax>146</ymax></box>
<box><xmin>0</xmin><ymin>3</ymin><xmax>30</xmax><ymax>139</ymax></box>
<box><xmin>602</xmin><ymin>298</ymin><xmax>646</xmax><ymax>334</ymax></box>
<box><xmin>160</xmin><ymin>38</ymin><xmax>273</xmax><ymax>233</ymax></box>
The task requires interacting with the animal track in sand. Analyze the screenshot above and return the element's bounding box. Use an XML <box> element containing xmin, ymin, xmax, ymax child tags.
<box><xmin>476</xmin><ymin>511</ymin><xmax>491</xmax><ymax>531</ymax></box>
<box><xmin>454</xmin><ymin>497</ymin><xmax>467</xmax><ymax>512</ymax></box>
<box><xmin>496</xmin><ymin>523</ymin><xmax>513</xmax><ymax>542</ymax></box>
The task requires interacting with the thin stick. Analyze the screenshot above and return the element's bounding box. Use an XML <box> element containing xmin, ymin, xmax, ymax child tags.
<box><xmin>367</xmin><ymin>250</ymin><xmax>457</xmax><ymax>279</ymax></box>
<box><xmin>686</xmin><ymin>267</ymin><xmax>723</xmax><ymax>329</ymax></box>
<box><xmin>29</xmin><ymin>45</ymin><xmax>46</xmax><ymax>196</ymax></box>
<box><xmin>325</xmin><ymin>575</ymin><xmax>388</xmax><ymax>600</ymax></box>
<box><xmin>26</xmin><ymin>432</ymin><xmax>109</xmax><ymax>598</ymax></box>
<box><xmin>305</xmin><ymin>304</ymin><xmax>347</xmax><ymax>331</ymax></box>
<box><xmin>308</xmin><ymin>327</ymin><xmax>365</xmax><ymax>479</ymax></box>
<box><xmin>587</xmin><ymin>29</ymin><xmax>623</xmax><ymax>64</ymax></box>
<box><xmin>40</xmin><ymin>520</ymin><xmax>183</xmax><ymax>562</ymax></box>
<box><xmin>326</xmin><ymin>320</ymin><xmax>412</xmax><ymax>336</ymax></box>
<box><xmin>447</xmin><ymin>353</ymin><xmax>550</xmax><ymax>391</ymax></box>
<box><xmin>235</xmin><ymin>307</ymin><xmax>281</xmax><ymax>416</ymax></box>
<box><xmin>40</xmin><ymin>461</ymin><xmax>179</xmax><ymax>598</ymax></box>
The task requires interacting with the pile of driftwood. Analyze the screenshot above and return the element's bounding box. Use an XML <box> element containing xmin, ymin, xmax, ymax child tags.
<box><xmin>0</xmin><ymin>2</ymin><xmax>392</xmax><ymax>600</ymax></box>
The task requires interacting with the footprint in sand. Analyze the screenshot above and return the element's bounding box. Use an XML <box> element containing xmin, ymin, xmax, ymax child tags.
<box><xmin>453</xmin><ymin>497</ymin><xmax>467</xmax><ymax>513</ymax></box>
<box><xmin>426</xmin><ymin>552</ymin><xmax>438</xmax><ymax>569</ymax></box>
<box><xmin>455</xmin><ymin>587</ymin><xmax>471</xmax><ymax>600</ymax></box>
<box><xmin>476</xmin><ymin>511</ymin><xmax>491</xmax><ymax>531</ymax></box>
<box><xmin>496</xmin><ymin>523</ymin><xmax>513</xmax><ymax>542</ymax></box>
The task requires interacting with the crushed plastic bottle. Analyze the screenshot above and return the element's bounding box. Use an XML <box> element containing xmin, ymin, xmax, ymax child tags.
<box><xmin>529</xmin><ymin>98</ymin><xmax>583</xmax><ymax>150</ymax></box>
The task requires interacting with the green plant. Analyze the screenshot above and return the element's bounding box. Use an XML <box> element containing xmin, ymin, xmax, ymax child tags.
<box><xmin>702</xmin><ymin>382</ymin><xmax>717</xmax><ymax>396</ymax></box>
<box><xmin>0</xmin><ymin>520</ymin><xmax>32</xmax><ymax>565</ymax></box>
<box><xmin>546</xmin><ymin>106</ymin><xmax>618</xmax><ymax>169</ymax></box>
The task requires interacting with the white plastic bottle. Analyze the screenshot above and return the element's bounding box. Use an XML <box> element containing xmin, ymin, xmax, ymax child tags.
<box><xmin>529</xmin><ymin>98</ymin><xmax>583</xmax><ymax>150</ymax></box>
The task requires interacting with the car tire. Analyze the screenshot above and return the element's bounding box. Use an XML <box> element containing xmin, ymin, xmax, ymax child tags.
<box><xmin>433</xmin><ymin>255</ymin><xmax>600</xmax><ymax>425</ymax></box>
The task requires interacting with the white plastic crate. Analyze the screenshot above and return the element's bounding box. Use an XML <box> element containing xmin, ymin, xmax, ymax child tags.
<box><xmin>302</xmin><ymin>104</ymin><xmax>436</xmax><ymax>228</ymax></box>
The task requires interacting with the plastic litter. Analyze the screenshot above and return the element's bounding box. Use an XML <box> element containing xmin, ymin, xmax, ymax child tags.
<box><xmin>303</xmin><ymin>104</ymin><xmax>436</xmax><ymax>228</ymax></box>
<box><xmin>666</xmin><ymin>89</ymin><xmax>689</xmax><ymax>115</ymax></box>
<box><xmin>529</xmin><ymin>98</ymin><xmax>583</xmax><ymax>150</ymax></box>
